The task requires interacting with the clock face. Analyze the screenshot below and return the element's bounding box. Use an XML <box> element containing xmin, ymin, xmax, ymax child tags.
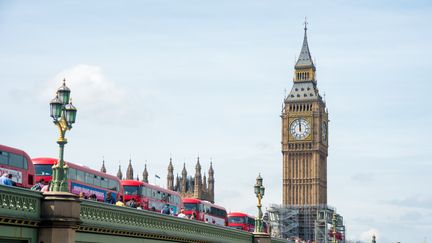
<box><xmin>289</xmin><ymin>118</ymin><xmax>311</xmax><ymax>140</ymax></box>
<box><xmin>322</xmin><ymin>121</ymin><xmax>328</xmax><ymax>143</ymax></box>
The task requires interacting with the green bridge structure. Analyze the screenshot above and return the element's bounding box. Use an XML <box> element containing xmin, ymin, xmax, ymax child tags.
<box><xmin>0</xmin><ymin>185</ymin><xmax>287</xmax><ymax>243</ymax></box>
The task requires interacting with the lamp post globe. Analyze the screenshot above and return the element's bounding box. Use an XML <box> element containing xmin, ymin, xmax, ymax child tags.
<box><xmin>64</xmin><ymin>101</ymin><xmax>77</xmax><ymax>124</ymax></box>
<box><xmin>57</xmin><ymin>79</ymin><xmax>71</xmax><ymax>104</ymax></box>
<box><xmin>50</xmin><ymin>95</ymin><xmax>62</xmax><ymax>119</ymax></box>
<box><xmin>49</xmin><ymin>79</ymin><xmax>77</xmax><ymax>192</ymax></box>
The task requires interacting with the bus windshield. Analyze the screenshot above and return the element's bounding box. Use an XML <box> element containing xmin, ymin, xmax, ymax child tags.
<box><xmin>228</xmin><ymin>216</ymin><xmax>246</xmax><ymax>224</ymax></box>
<box><xmin>123</xmin><ymin>185</ymin><xmax>141</xmax><ymax>195</ymax></box>
<box><xmin>184</xmin><ymin>203</ymin><xmax>198</xmax><ymax>211</ymax></box>
<box><xmin>35</xmin><ymin>164</ymin><xmax>53</xmax><ymax>176</ymax></box>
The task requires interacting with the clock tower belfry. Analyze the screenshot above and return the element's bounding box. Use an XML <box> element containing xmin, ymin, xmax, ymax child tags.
<box><xmin>281</xmin><ymin>23</ymin><xmax>328</xmax><ymax>206</ymax></box>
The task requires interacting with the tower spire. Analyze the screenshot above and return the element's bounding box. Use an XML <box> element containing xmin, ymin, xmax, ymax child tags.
<box><xmin>126</xmin><ymin>158</ymin><xmax>134</xmax><ymax>180</ymax></box>
<box><xmin>100</xmin><ymin>157</ymin><xmax>106</xmax><ymax>173</ymax></box>
<box><xmin>142</xmin><ymin>163</ymin><xmax>148</xmax><ymax>183</ymax></box>
<box><xmin>295</xmin><ymin>19</ymin><xmax>315</xmax><ymax>70</ymax></box>
<box><xmin>116</xmin><ymin>164</ymin><xmax>123</xmax><ymax>180</ymax></box>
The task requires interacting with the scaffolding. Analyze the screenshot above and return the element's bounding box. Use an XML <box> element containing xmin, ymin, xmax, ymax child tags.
<box><xmin>267</xmin><ymin>204</ymin><xmax>345</xmax><ymax>243</ymax></box>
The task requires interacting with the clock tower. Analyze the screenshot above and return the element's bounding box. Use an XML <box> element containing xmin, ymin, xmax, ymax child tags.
<box><xmin>281</xmin><ymin>23</ymin><xmax>328</xmax><ymax>206</ymax></box>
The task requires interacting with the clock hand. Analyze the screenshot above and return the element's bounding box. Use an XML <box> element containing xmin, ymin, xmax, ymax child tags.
<box><xmin>299</xmin><ymin>120</ymin><xmax>302</xmax><ymax>132</ymax></box>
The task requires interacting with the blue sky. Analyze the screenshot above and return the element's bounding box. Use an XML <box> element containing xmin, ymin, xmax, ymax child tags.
<box><xmin>1</xmin><ymin>1</ymin><xmax>431</xmax><ymax>242</ymax></box>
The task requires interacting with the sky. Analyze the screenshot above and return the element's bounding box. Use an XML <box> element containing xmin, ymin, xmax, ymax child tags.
<box><xmin>1</xmin><ymin>1</ymin><xmax>431</xmax><ymax>242</ymax></box>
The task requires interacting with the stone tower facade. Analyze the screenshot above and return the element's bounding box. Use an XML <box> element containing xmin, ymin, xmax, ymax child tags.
<box><xmin>281</xmin><ymin>24</ymin><xmax>328</xmax><ymax>206</ymax></box>
<box><xmin>167</xmin><ymin>157</ymin><xmax>215</xmax><ymax>203</ymax></box>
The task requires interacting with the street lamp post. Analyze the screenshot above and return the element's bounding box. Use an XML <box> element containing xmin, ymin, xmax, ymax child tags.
<box><xmin>254</xmin><ymin>173</ymin><xmax>265</xmax><ymax>233</ymax></box>
<box><xmin>49</xmin><ymin>79</ymin><xmax>77</xmax><ymax>192</ymax></box>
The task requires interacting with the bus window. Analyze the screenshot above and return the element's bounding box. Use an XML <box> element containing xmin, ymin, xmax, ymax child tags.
<box><xmin>141</xmin><ymin>186</ymin><xmax>148</xmax><ymax>197</ymax></box>
<box><xmin>94</xmin><ymin>175</ymin><xmax>101</xmax><ymax>187</ymax></box>
<box><xmin>35</xmin><ymin>164</ymin><xmax>53</xmax><ymax>176</ymax></box>
<box><xmin>0</xmin><ymin>151</ymin><xmax>8</xmax><ymax>164</ymax></box>
<box><xmin>100</xmin><ymin>177</ymin><xmax>108</xmax><ymax>188</ymax></box>
<box><xmin>23</xmin><ymin>157</ymin><xmax>28</xmax><ymax>169</ymax></box>
<box><xmin>124</xmin><ymin>185</ymin><xmax>139</xmax><ymax>195</ymax></box>
<box><xmin>108</xmin><ymin>179</ymin><xmax>117</xmax><ymax>191</ymax></box>
<box><xmin>77</xmin><ymin>170</ymin><xmax>85</xmax><ymax>182</ymax></box>
<box><xmin>184</xmin><ymin>203</ymin><xmax>198</xmax><ymax>211</ymax></box>
<box><xmin>9</xmin><ymin>153</ymin><xmax>24</xmax><ymax>168</ymax></box>
<box><xmin>85</xmin><ymin>173</ymin><xmax>93</xmax><ymax>184</ymax></box>
<box><xmin>69</xmin><ymin>168</ymin><xmax>77</xmax><ymax>180</ymax></box>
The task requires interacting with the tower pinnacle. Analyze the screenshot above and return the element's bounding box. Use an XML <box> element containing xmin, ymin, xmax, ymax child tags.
<box><xmin>295</xmin><ymin>21</ymin><xmax>315</xmax><ymax>70</ymax></box>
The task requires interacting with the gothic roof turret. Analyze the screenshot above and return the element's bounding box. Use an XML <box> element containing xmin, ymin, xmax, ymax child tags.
<box><xmin>117</xmin><ymin>164</ymin><xmax>123</xmax><ymax>180</ymax></box>
<box><xmin>208</xmin><ymin>162</ymin><xmax>214</xmax><ymax>176</ymax></box>
<box><xmin>295</xmin><ymin>20</ymin><xmax>315</xmax><ymax>70</ymax></box>
<box><xmin>182</xmin><ymin>163</ymin><xmax>187</xmax><ymax>177</ymax></box>
<box><xmin>195</xmin><ymin>157</ymin><xmax>201</xmax><ymax>171</ymax></box>
<box><xmin>168</xmin><ymin>157</ymin><xmax>174</xmax><ymax>172</ymax></box>
<box><xmin>100</xmin><ymin>158</ymin><xmax>106</xmax><ymax>173</ymax></box>
<box><xmin>126</xmin><ymin>159</ymin><xmax>134</xmax><ymax>180</ymax></box>
<box><xmin>203</xmin><ymin>173</ymin><xmax>207</xmax><ymax>189</ymax></box>
<box><xmin>142</xmin><ymin>164</ymin><xmax>148</xmax><ymax>183</ymax></box>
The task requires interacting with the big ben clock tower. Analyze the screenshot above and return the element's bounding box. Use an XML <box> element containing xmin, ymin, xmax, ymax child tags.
<box><xmin>282</xmin><ymin>23</ymin><xmax>328</xmax><ymax>206</ymax></box>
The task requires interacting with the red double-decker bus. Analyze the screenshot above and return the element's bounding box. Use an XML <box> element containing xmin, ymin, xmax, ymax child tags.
<box><xmin>182</xmin><ymin>198</ymin><xmax>227</xmax><ymax>226</ymax></box>
<box><xmin>0</xmin><ymin>144</ymin><xmax>35</xmax><ymax>188</ymax></box>
<box><xmin>227</xmin><ymin>212</ymin><xmax>255</xmax><ymax>232</ymax></box>
<box><xmin>121</xmin><ymin>180</ymin><xmax>183</xmax><ymax>213</ymax></box>
<box><xmin>32</xmin><ymin>157</ymin><xmax>123</xmax><ymax>201</ymax></box>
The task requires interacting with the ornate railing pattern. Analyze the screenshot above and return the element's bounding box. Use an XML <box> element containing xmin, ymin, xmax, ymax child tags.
<box><xmin>0</xmin><ymin>185</ymin><xmax>42</xmax><ymax>227</ymax></box>
<box><xmin>79</xmin><ymin>200</ymin><xmax>253</xmax><ymax>243</ymax></box>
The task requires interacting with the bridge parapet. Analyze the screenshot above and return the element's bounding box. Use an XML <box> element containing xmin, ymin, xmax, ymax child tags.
<box><xmin>79</xmin><ymin>199</ymin><xmax>253</xmax><ymax>243</ymax></box>
<box><xmin>0</xmin><ymin>184</ymin><xmax>42</xmax><ymax>226</ymax></box>
<box><xmin>0</xmin><ymin>186</ymin><xmax>288</xmax><ymax>243</ymax></box>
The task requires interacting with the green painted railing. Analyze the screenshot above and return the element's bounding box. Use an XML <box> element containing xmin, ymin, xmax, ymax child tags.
<box><xmin>0</xmin><ymin>185</ymin><xmax>42</xmax><ymax>227</ymax></box>
<box><xmin>0</xmin><ymin>186</ymin><xmax>288</xmax><ymax>243</ymax></box>
<box><xmin>79</xmin><ymin>200</ymin><xmax>253</xmax><ymax>243</ymax></box>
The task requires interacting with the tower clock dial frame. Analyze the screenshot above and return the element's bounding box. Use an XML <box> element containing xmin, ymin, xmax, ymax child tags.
<box><xmin>289</xmin><ymin>117</ymin><xmax>312</xmax><ymax>140</ymax></box>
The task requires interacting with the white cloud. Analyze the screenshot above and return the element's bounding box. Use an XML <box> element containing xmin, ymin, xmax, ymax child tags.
<box><xmin>40</xmin><ymin>64</ymin><xmax>153</xmax><ymax>126</ymax></box>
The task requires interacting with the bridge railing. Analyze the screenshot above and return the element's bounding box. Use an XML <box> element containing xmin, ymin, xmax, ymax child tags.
<box><xmin>0</xmin><ymin>185</ymin><xmax>42</xmax><ymax>227</ymax></box>
<box><xmin>79</xmin><ymin>199</ymin><xmax>253</xmax><ymax>243</ymax></box>
<box><xmin>0</xmin><ymin>186</ymin><xmax>288</xmax><ymax>243</ymax></box>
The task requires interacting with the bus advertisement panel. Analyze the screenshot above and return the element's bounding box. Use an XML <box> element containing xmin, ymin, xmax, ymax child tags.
<box><xmin>0</xmin><ymin>144</ymin><xmax>35</xmax><ymax>188</ymax></box>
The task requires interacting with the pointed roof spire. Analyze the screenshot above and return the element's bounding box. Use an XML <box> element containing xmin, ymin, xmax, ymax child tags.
<box><xmin>100</xmin><ymin>157</ymin><xmax>106</xmax><ymax>173</ymax></box>
<box><xmin>117</xmin><ymin>164</ymin><xmax>123</xmax><ymax>180</ymax></box>
<box><xmin>295</xmin><ymin>17</ymin><xmax>315</xmax><ymax>70</ymax></box>
<box><xmin>126</xmin><ymin>158</ymin><xmax>134</xmax><ymax>180</ymax></box>
<box><xmin>168</xmin><ymin>157</ymin><xmax>174</xmax><ymax>171</ymax></box>
<box><xmin>195</xmin><ymin>156</ymin><xmax>201</xmax><ymax>171</ymax></box>
<box><xmin>142</xmin><ymin>163</ymin><xmax>148</xmax><ymax>183</ymax></box>
<box><xmin>182</xmin><ymin>162</ymin><xmax>187</xmax><ymax>176</ymax></box>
